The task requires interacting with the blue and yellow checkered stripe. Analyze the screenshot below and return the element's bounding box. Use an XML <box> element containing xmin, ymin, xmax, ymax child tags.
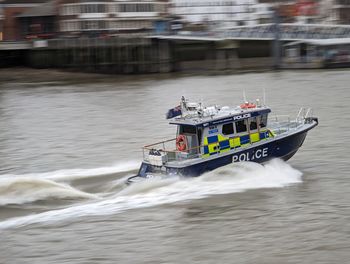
<box><xmin>202</xmin><ymin>130</ymin><xmax>273</xmax><ymax>158</ymax></box>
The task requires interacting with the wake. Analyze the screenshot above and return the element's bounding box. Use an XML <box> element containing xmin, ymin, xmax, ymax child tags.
<box><xmin>0</xmin><ymin>178</ymin><xmax>98</xmax><ymax>206</ymax></box>
<box><xmin>0</xmin><ymin>159</ymin><xmax>302</xmax><ymax>230</ymax></box>
<box><xmin>0</xmin><ymin>160</ymin><xmax>139</xmax><ymax>182</ymax></box>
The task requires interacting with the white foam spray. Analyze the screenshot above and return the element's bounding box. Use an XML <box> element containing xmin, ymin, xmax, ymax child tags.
<box><xmin>0</xmin><ymin>178</ymin><xmax>99</xmax><ymax>206</ymax></box>
<box><xmin>0</xmin><ymin>159</ymin><xmax>302</xmax><ymax>230</ymax></box>
<box><xmin>0</xmin><ymin>161</ymin><xmax>139</xmax><ymax>182</ymax></box>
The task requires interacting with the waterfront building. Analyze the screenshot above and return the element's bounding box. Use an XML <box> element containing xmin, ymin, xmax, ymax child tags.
<box><xmin>16</xmin><ymin>0</ymin><xmax>57</xmax><ymax>39</ymax></box>
<box><xmin>330</xmin><ymin>0</ymin><xmax>350</xmax><ymax>24</ymax></box>
<box><xmin>294</xmin><ymin>0</ymin><xmax>319</xmax><ymax>24</ymax></box>
<box><xmin>1</xmin><ymin>0</ymin><xmax>49</xmax><ymax>40</ymax></box>
<box><xmin>170</xmin><ymin>0</ymin><xmax>274</xmax><ymax>28</ymax></box>
<box><xmin>283</xmin><ymin>0</ymin><xmax>349</xmax><ymax>25</ymax></box>
<box><xmin>253</xmin><ymin>2</ymin><xmax>274</xmax><ymax>24</ymax></box>
<box><xmin>58</xmin><ymin>0</ymin><xmax>169</xmax><ymax>36</ymax></box>
<box><xmin>283</xmin><ymin>38</ymin><xmax>350</xmax><ymax>68</ymax></box>
<box><xmin>259</xmin><ymin>0</ymin><xmax>350</xmax><ymax>25</ymax></box>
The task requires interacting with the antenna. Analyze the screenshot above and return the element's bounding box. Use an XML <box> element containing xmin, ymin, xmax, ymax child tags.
<box><xmin>243</xmin><ymin>89</ymin><xmax>247</xmax><ymax>103</ymax></box>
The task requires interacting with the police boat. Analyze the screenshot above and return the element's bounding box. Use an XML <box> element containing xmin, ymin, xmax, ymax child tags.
<box><xmin>126</xmin><ymin>97</ymin><xmax>318</xmax><ymax>184</ymax></box>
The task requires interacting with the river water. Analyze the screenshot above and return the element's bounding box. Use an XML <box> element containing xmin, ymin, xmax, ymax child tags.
<box><xmin>0</xmin><ymin>70</ymin><xmax>349</xmax><ymax>263</ymax></box>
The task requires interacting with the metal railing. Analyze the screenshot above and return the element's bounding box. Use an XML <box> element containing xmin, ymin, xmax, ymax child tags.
<box><xmin>221</xmin><ymin>24</ymin><xmax>350</xmax><ymax>40</ymax></box>
<box><xmin>142</xmin><ymin>138</ymin><xmax>201</xmax><ymax>162</ymax></box>
<box><xmin>269</xmin><ymin>107</ymin><xmax>313</xmax><ymax>135</ymax></box>
<box><xmin>142</xmin><ymin>129</ymin><xmax>276</xmax><ymax>163</ymax></box>
<box><xmin>143</xmin><ymin>108</ymin><xmax>316</xmax><ymax>164</ymax></box>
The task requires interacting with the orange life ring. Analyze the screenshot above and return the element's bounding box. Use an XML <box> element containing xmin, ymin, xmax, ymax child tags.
<box><xmin>176</xmin><ymin>135</ymin><xmax>187</xmax><ymax>152</ymax></box>
<box><xmin>240</xmin><ymin>102</ymin><xmax>256</xmax><ymax>109</ymax></box>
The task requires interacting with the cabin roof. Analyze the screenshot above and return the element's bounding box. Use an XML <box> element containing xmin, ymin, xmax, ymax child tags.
<box><xmin>169</xmin><ymin>107</ymin><xmax>271</xmax><ymax>128</ymax></box>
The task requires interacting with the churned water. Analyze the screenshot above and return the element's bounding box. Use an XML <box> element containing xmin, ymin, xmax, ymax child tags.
<box><xmin>0</xmin><ymin>70</ymin><xmax>349</xmax><ymax>264</ymax></box>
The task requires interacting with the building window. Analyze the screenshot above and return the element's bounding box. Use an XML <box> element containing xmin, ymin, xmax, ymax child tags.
<box><xmin>60</xmin><ymin>5</ymin><xmax>80</xmax><ymax>16</ymax></box>
<box><xmin>155</xmin><ymin>3</ymin><xmax>166</xmax><ymax>12</ymax></box>
<box><xmin>110</xmin><ymin>20</ymin><xmax>152</xmax><ymax>29</ymax></box>
<box><xmin>61</xmin><ymin>21</ymin><xmax>80</xmax><ymax>32</ymax></box>
<box><xmin>119</xmin><ymin>3</ymin><xmax>154</xmax><ymax>12</ymax></box>
<box><xmin>81</xmin><ymin>20</ymin><xmax>105</xmax><ymax>30</ymax></box>
<box><xmin>81</xmin><ymin>4</ymin><xmax>106</xmax><ymax>14</ymax></box>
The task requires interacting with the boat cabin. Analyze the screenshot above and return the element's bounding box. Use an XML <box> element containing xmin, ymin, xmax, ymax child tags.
<box><xmin>169</xmin><ymin>105</ymin><xmax>271</xmax><ymax>159</ymax></box>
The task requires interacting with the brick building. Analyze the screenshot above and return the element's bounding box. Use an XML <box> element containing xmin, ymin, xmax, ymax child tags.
<box><xmin>332</xmin><ymin>0</ymin><xmax>350</xmax><ymax>24</ymax></box>
<box><xmin>1</xmin><ymin>0</ymin><xmax>50</xmax><ymax>40</ymax></box>
<box><xmin>17</xmin><ymin>0</ymin><xmax>58</xmax><ymax>39</ymax></box>
<box><xmin>171</xmin><ymin>0</ymin><xmax>274</xmax><ymax>27</ymax></box>
<box><xmin>58</xmin><ymin>0</ymin><xmax>169</xmax><ymax>36</ymax></box>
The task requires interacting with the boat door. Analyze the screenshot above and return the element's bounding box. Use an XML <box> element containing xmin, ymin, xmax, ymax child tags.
<box><xmin>234</xmin><ymin>118</ymin><xmax>249</xmax><ymax>146</ymax></box>
<box><xmin>177</xmin><ymin>125</ymin><xmax>199</xmax><ymax>154</ymax></box>
<box><xmin>248</xmin><ymin>116</ymin><xmax>260</xmax><ymax>143</ymax></box>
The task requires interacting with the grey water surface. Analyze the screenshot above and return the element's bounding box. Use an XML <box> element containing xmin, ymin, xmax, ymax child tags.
<box><xmin>0</xmin><ymin>70</ymin><xmax>349</xmax><ymax>264</ymax></box>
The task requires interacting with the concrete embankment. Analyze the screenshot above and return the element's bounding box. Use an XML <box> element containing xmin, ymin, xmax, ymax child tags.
<box><xmin>0</xmin><ymin>37</ymin><xmax>274</xmax><ymax>73</ymax></box>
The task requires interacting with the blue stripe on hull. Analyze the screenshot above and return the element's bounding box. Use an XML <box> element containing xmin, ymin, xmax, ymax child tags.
<box><xmin>182</xmin><ymin>131</ymin><xmax>307</xmax><ymax>177</ymax></box>
<box><xmin>139</xmin><ymin>130</ymin><xmax>308</xmax><ymax>178</ymax></box>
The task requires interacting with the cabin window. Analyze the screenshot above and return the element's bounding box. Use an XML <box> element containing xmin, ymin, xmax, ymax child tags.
<box><xmin>180</xmin><ymin>125</ymin><xmax>196</xmax><ymax>135</ymax></box>
<box><xmin>235</xmin><ymin>120</ymin><xmax>247</xmax><ymax>133</ymax></box>
<box><xmin>197</xmin><ymin>127</ymin><xmax>202</xmax><ymax>146</ymax></box>
<box><xmin>249</xmin><ymin>117</ymin><xmax>258</xmax><ymax>131</ymax></box>
<box><xmin>259</xmin><ymin>114</ymin><xmax>267</xmax><ymax>128</ymax></box>
<box><xmin>222</xmin><ymin>123</ymin><xmax>234</xmax><ymax>135</ymax></box>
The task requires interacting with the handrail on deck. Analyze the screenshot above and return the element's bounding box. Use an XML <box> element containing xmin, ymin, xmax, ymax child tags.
<box><xmin>143</xmin><ymin>138</ymin><xmax>176</xmax><ymax>149</ymax></box>
<box><xmin>143</xmin><ymin>137</ymin><xmax>202</xmax><ymax>153</ymax></box>
<box><xmin>142</xmin><ymin>108</ymin><xmax>315</xmax><ymax>163</ymax></box>
<box><xmin>142</xmin><ymin>129</ymin><xmax>276</xmax><ymax>162</ymax></box>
